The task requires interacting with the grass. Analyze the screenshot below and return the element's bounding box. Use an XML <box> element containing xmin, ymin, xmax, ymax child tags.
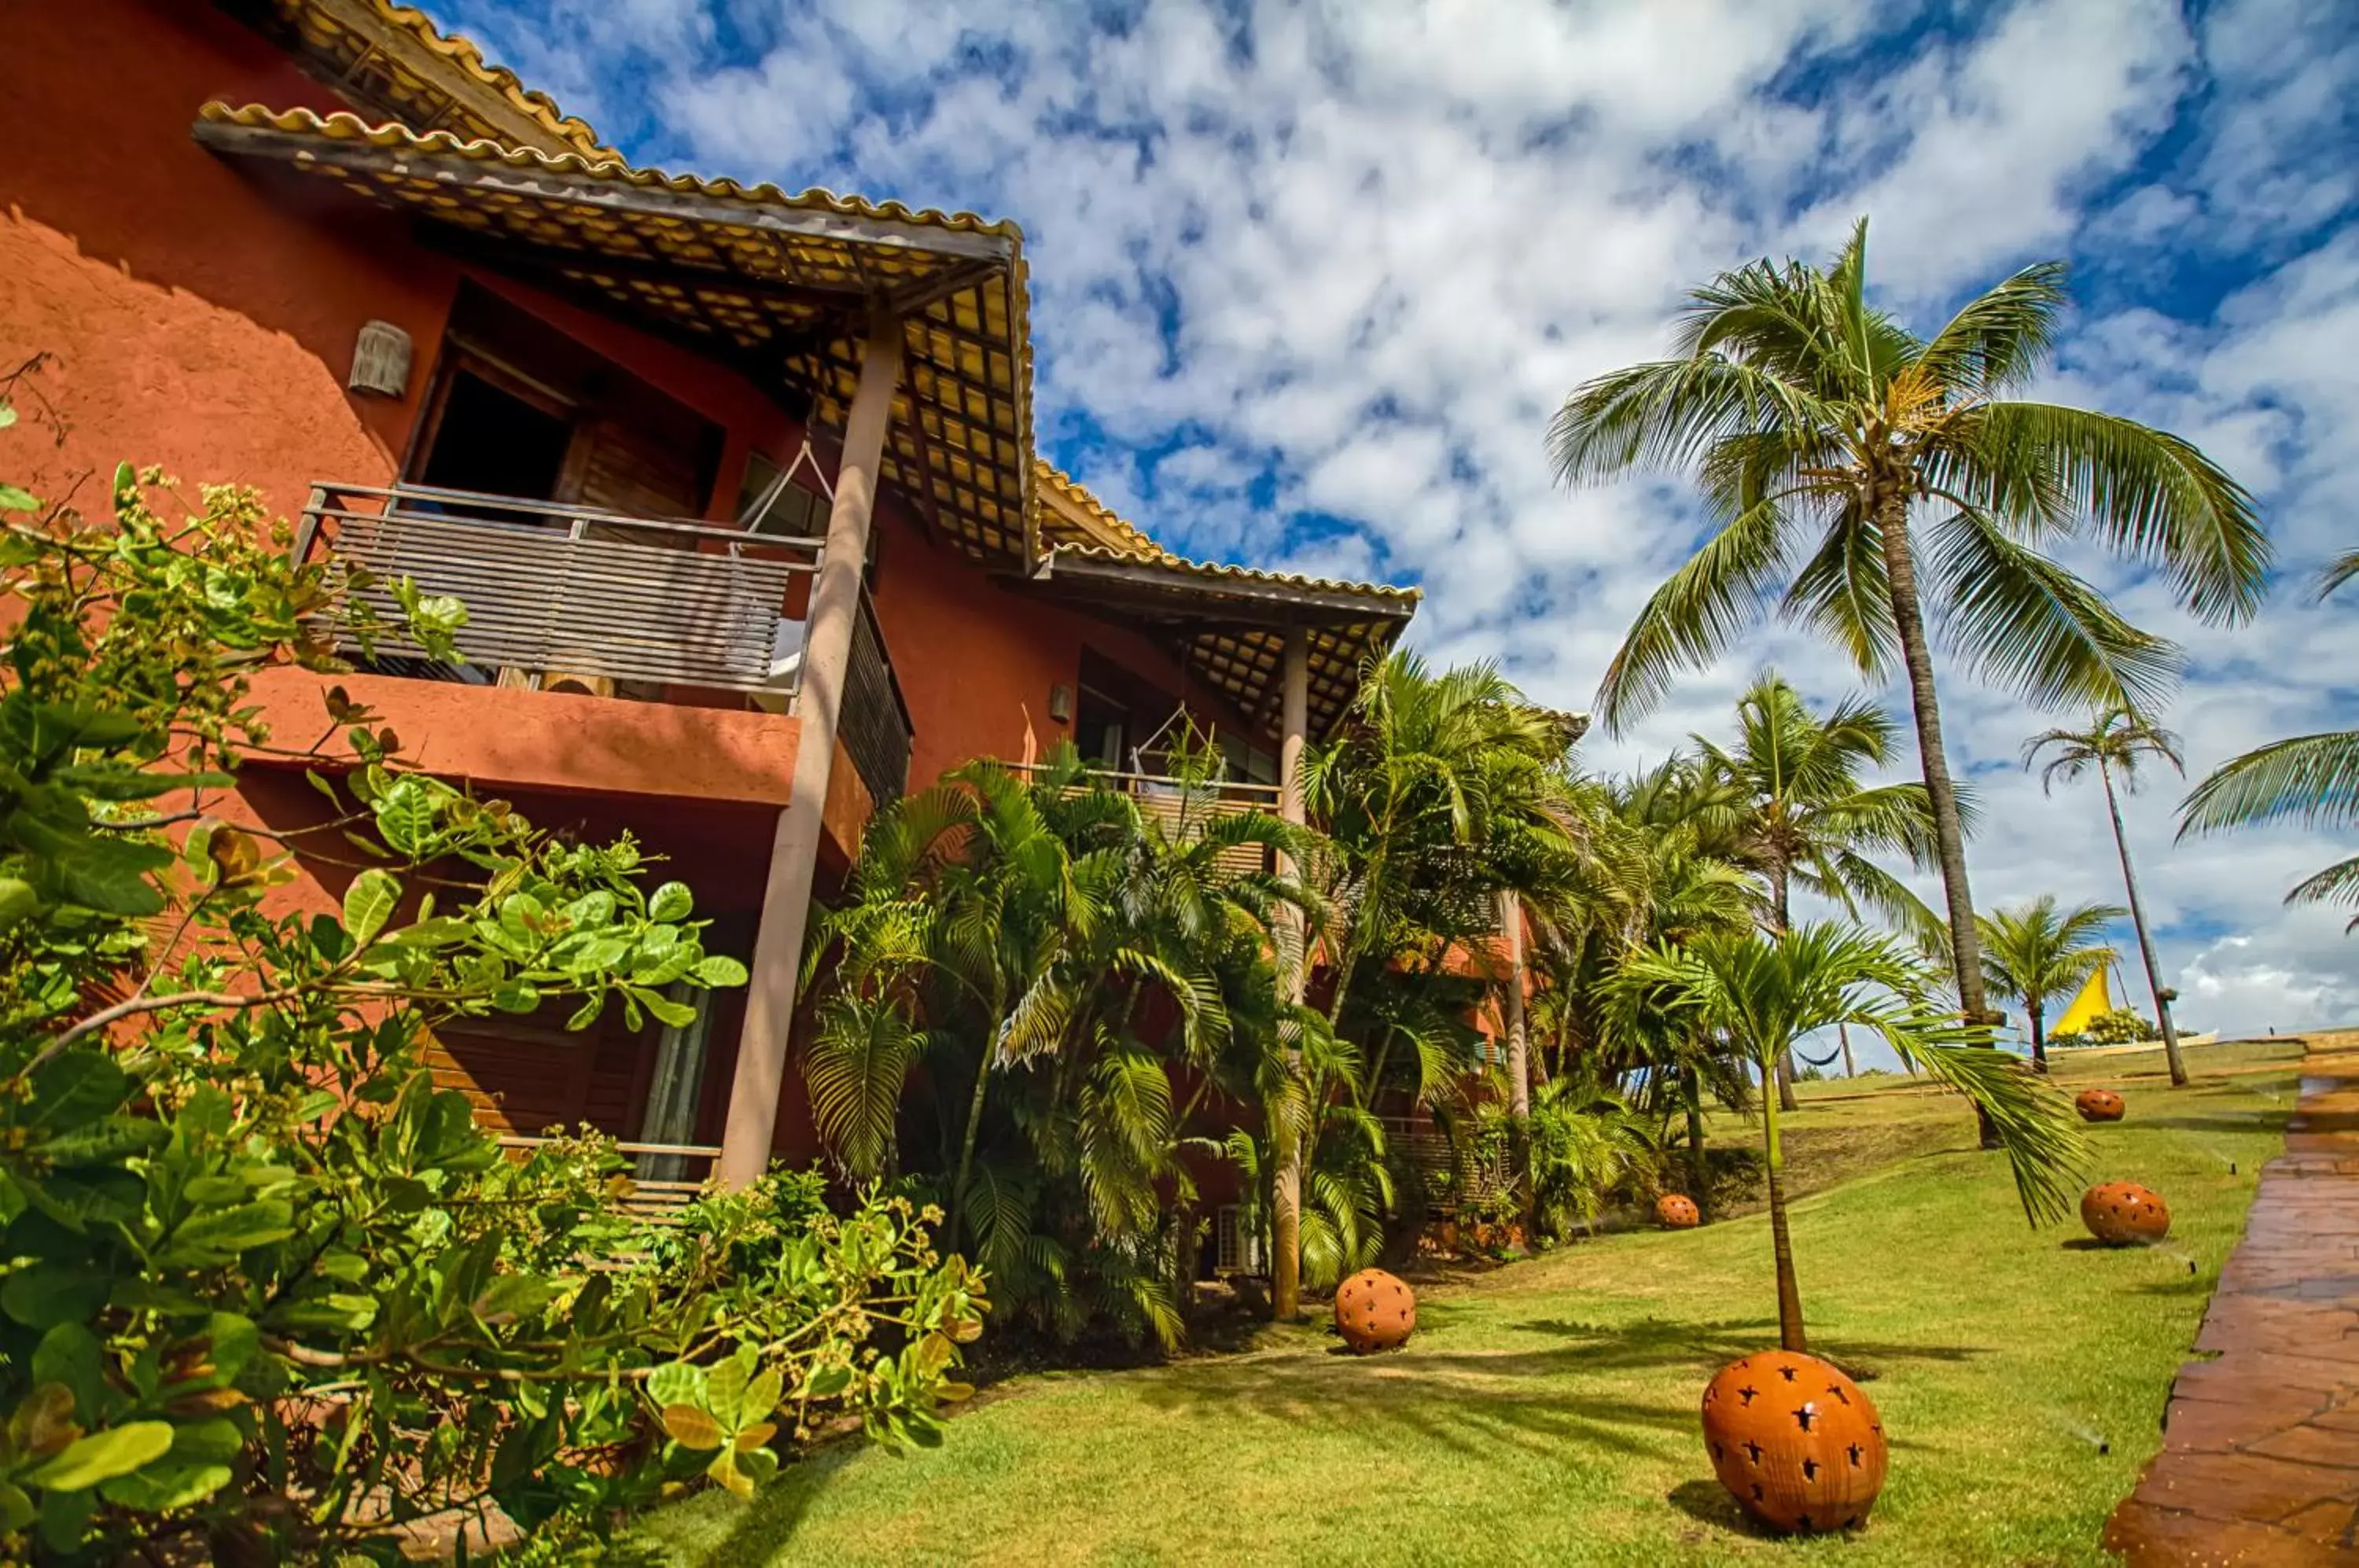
<box><xmin>635</xmin><ymin>1039</ymin><xmax>2307</xmax><ymax>1567</ymax></box>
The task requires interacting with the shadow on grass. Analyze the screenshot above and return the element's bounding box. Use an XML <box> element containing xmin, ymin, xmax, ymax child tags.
<box><xmin>676</xmin><ymin>1441</ymin><xmax>863</xmax><ymax>1568</ymax></box>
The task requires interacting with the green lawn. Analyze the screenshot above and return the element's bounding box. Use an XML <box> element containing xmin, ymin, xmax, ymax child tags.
<box><xmin>637</xmin><ymin>1040</ymin><xmax>2304</xmax><ymax>1567</ymax></box>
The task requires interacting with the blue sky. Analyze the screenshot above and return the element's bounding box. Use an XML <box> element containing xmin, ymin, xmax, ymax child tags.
<box><xmin>434</xmin><ymin>0</ymin><xmax>2359</xmax><ymax>1051</ymax></box>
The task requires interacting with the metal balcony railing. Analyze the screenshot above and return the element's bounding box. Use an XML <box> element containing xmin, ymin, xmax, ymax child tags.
<box><xmin>295</xmin><ymin>481</ymin><xmax>914</xmax><ymax>804</ymax></box>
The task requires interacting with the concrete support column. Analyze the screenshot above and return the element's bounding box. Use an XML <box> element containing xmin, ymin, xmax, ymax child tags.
<box><xmin>1271</xmin><ymin>626</ymin><xmax>1309</xmax><ymax>1318</ymax></box>
<box><xmin>720</xmin><ymin>307</ymin><xmax>903</xmax><ymax>1187</ymax></box>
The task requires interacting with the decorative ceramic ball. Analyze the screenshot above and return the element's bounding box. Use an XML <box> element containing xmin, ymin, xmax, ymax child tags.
<box><xmin>2075</xmin><ymin>1088</ymin><xmax>2127</xmax><ymax>1123</ymax></box>
<box><xmin>1656</xmin><ymin>1193</ymin><xmax>1701</xmax><ymax>1229</ymax></box>
<box><xmin>2081</xmin><ymin>1181</ymin><xmax>2171</xmax><ymax>1246</ymax></box>
<box><xmin>1332</xmin><ymin>1268</ymin><xmax>1416</xmax><ymax>1353</ymax></box>
<box><xmin>1700</xmin><ymin>1351</ymin><xmax>1887</xmax><ymax>1533</ymax></box>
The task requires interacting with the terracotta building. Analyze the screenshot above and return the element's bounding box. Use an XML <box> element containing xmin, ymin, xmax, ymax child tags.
<box><xmin>0</xmin><ymin>0</ymin><xmax>1419</xmax><ymax>1194</ymax></box>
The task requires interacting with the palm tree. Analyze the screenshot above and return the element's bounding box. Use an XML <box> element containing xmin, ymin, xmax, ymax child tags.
<box><xmin>1694</xmin><ymin>672</ymin><xmax>1945</xmax><ymax>1107</ymax></box>
<box><xmin>1300</xmin><ymin>652</ymin><xmax>1576</xmax><ymax>1301</ymax></box>
<box><xmin>1609</xmin><ymin>923</ymin><xmax>2085</xmax><ymax>1351</ymax></box>
<box><xmin>2180</xmin><ymin>547</ymin><xmax>2359</xmax><ymax>926</ymax></box>
<box><xmin>1549</xmin><ymin>219</ymin><xmax>2269</xmax><ymax>1077</ymax></box>
<box><xmin>2025</xmin><ymin>707</ymin><xmax>2192</xmax><ymax>1085</ymax></box>
<box><xmin>1976</xmin><ymin>896</ymin><xmax>2125</xmax><ymax>1072</ymax></box>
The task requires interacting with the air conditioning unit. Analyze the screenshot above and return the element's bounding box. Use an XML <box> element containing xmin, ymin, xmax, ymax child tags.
<box><xmin>1214</xmin><ymin>1205</ymin><xmax>1263</xmax><ymax>1276</ymax></box>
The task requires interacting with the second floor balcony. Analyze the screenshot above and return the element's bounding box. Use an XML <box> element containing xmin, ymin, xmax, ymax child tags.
<box><xmin>293</xmin><ymin>480</ymin><xmax>914</xmax><ymax>808</ymax></box>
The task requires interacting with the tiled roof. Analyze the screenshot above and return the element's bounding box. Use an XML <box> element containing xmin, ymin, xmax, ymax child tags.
<box><xmin>198</xmin><ymin>102</ymin><xmax>1035</xmax><ymax>565</ymax></box>
<box><xmin>213</xmin><ymin>14</ymin><xmax>1422</xmax><ymax>734</ymax></box>
<box><xmin>254</xmin><ymin>0</ymin><xmax>612</xmax><ymax>158</ymax></box>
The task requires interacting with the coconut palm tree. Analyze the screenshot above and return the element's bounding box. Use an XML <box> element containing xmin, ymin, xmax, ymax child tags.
<box><xmin>1694</xmin><ymin>672</ymin><xmax>1945</xmax><ymax>1107</ymax></box>
<box><xmin>1548</xmin><ymin>219</ymin><xmax>2269</xmax><ymax>1073</ymax></box>
<box><xmin>2179</xmin><ymin>547</ymin><xmax>2359</xmax><ymax>926</ymax></box>
<box><xmin>1976</xmin><ymin>896</ymin><xmax>2125</xmax><ymax>1072</ymax></box>
<box><xmin>2025</xmin><ymin>707</ymin><xmax>2192</xmax><ymax>1085</ymax></box>
<box><xmin>1609</xmin><ymin>922</ymin><xmax>2085</xmax><ymax>1352</ymax></box>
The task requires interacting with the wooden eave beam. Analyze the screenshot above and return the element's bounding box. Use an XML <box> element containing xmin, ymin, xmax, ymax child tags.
<box><xmin>192</xmin><ymin>118</ymin><xmax>1021</xmax><ymax>266</ymax></box>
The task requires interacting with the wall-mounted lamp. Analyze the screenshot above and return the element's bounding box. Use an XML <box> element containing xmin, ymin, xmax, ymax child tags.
<box><xmin>1047</xmin><ymin>683</ymin><xmax>1073</xmax><ymax>723</ymax></box>
<box><xmin>348</xmin><ymin>320</ymin><xmax>413</xmax><ymax>399</ymax></box>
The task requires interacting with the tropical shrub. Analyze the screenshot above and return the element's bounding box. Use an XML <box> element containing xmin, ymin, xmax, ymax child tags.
<box><xmin>0</xmin><ymin>440</ymin><xmax>982</xmax><ymax>1561</ymax></box>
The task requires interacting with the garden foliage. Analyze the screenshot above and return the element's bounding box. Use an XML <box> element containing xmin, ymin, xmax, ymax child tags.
<box><xmin>0</xmin><ymin>436</ymin><xmax>983</xmax><ymax>1562</ymax></box>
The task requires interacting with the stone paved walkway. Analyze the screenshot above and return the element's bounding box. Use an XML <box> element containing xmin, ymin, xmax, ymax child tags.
<box><xmin>2106</xmin><ymin>1035</ymin><xmax>2359</xmax><ymax>1566</ymax></box>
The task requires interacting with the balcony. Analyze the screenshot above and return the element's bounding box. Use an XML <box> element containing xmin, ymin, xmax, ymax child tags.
<box><xmin>293</xmin><ymin>481</ymin><xmax>914</xmax><ymax>807</ymax></box>
<box><xmin>1011</xmin><ymin>763</ymin><xmax>1285</xmax><ymax>877</ymax></box>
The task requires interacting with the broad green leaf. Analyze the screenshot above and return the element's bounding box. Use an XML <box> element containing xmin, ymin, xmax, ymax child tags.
<box><xmin>341</xmin><ymin>869</ymin><xmax>400</xmax><ymax>947</ymax></box>
<box><xmin>160</xmin><ymin>1199</ymin><xmax>294</xmax><ymax>1262</ymax></box>
<box><xmin>25</xmin><ymin>1421</ymin><xmax>174</xmax><ymax>1491</ymax></box>
<box><xmin>648</xmin><ymin>882</ymin><xmax>694</xmax><ymax>922</ymax></box>
<box><xmin>694</xmin><ymin>955</ymin><xmax>749</xmax><ymax>988</ymax></box>
<box><xmin>97</xmin><ymin>1460</ymin><xmax>233</xmax><ymax>1511</ymax></box>
<box><xmin>2</xmin><ymin>1265</ymin><xmax>109</xmax><ymax>1331</ymax></box>
<box><xmin>646</xmin><ymin>1363</ymin><xmax>705</xmax><ymax>1412</ymax></box>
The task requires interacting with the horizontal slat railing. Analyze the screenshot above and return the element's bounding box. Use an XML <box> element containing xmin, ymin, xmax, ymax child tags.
<box><xmin>842</xmin><ymin>588</ymin><xmax>913</xmax><ymax>804</ymax></box>
<box><xmin>495</xmin><ymin>1135</ymin><xmax>719</xmax><ymax>1223</ymax></box>
<box><xmin>1010</xmin><ymin>764</ymin><xmax>1282</xmax><ymax>878</ymax></box>
<box><xmin>299</xmin><ymin>483</ymin><xmax>819</xmax><ymax>694</ymax></box>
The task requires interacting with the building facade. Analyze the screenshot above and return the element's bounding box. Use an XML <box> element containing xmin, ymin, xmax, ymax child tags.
<box><xmin>1</xmin><ymin>0</ymin><xmax>1419</xmax><ymax>1192</ymax></box>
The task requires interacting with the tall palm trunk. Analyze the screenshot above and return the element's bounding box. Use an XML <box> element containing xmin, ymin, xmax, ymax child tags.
<box><xmin>1766</xmin><ymin>863</ymin><xmax>1799</xmax><ymax>1112</ymax></box>
<box><xmin>1683</xmin><ymin>1062</ymin><xmax>1708</xmax><ymax>1220</ymax></box>
<box><xmin>1761</xmin><ymin>1068</ymin><xmax>1805</xmax><ymax>1353</ymax></box>
<box><xmin>2100</xmin><ymin>760</ymin><xmax>2188</xmax><ymax>1086</ymax></box>
<box><xmin>1500</xmin><ymin>893</ymin><xmax>1534</xmax><ymax>1239</ymax></box>
<box><xmin>1875</xmin><ymin>488</ymin><xmax>2000</xmax><ymax>1149</ymax></box>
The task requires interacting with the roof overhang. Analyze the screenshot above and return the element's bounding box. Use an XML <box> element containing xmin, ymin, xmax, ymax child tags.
<box><xmin>195</xmin><ymin>104</ymin><xmax>1036</xmax><ymax>565</ymax></box>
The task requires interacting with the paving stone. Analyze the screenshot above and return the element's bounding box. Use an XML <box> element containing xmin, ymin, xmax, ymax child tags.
<box><xmin>2109</xmin><ymin>1040</ymin><xmax>2359</xmax><ymax>1562</ymax></box>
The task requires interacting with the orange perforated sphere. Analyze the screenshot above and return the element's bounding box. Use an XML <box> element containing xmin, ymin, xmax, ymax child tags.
<box><xmin>1333</xmin><ymin>1268</ymin><xmax>1416</xmax><ymax>1353</ymax></box>
<box><xmin>1700</xmin><ymin>1351</ymin><xmax>1887</xmax><ymax>1533</ymax></box>
<box><xmin>2081</xmin><ymin>1181</ymin><xmax>2170</xmax><ymax>1245</ymax></box>
<box><xmin>1656</xmin><ymin>1194</ymin><xmax>1701</xmax><ymax>1229</ymax></box>
<box><xmin>2075</xmin><ymin>1089</ymin><xmax>2126</xmax><ymax>1123</ymax></box>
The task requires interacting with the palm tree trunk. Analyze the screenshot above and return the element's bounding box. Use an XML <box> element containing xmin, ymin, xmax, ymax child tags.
<box><xmin>1767</xmin><ymin>863</ymin><xmax>1799</xmax><ymax>1112</ymax></box>
<box><xmin>2100</xmin><ymin>760</ymin><xmax>2188</xmax><ymax>1087</ymax></box>
<box><xmin>1500</xmin><ymin>893</ymin><xmax>1534</xmax><ymax>1240</ymax></box>
<box><xmin>1761</xmin><ymin>1066</ymin><xmax>1805</xmax><ymax>1353</ymax></box>
<box><xmin>1874</xmin><ymin>487</ymin><xmax>2000</xmax><ymax>1149</ymax></box>
<box><xmin>1683</xmin><ymin>1062</ymin><xmax>1708</xmax><ymax>1220</ymax></box>
<box><xmin>948</xmin><ymin>1040</ymin><xmax>994</xmax><ymax>1248</ymax></box>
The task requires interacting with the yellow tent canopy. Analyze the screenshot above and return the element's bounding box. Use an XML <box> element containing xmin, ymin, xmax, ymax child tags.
<box><xmin>2053</xmin><ymin>964</ymin><xmax>2116</xmax><ymax>1037</ymax></box>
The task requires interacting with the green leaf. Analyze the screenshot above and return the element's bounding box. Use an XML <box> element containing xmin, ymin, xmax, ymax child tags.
<box><xmin>694</xmin><ymin>955</ymin><xmax>749</xmax><ymax>988</ymax></box>
<box><xmin>648</xmin><ymin>882</ymin><xmax>694</xmax><ymax>922</ymax></box>
<box><xmin>97</xmin><ymin>1460</ymin><xmax>232</xmax><ymax>1511</ymax></box>
<box><xmin>342</xmin><ymin>869</ymin><xmax>400</xmax><ymax>947</ymax></box>
<box><xmin>0</xmin><ymin>877</ymin><xmax>39</xmax><ymax>931</ymax></box>
<box><xmin>2</xmin><ymin>1265</ymin><xmax>109</xmax><ymax>1331</ymax></box>
<box><xmin>646</xmin><ymin>1363</ymin><xmax>705</xmax><ymax>1412</ymax></box>
<box><xmin>25</xmin><ymin>1421</ymin><xmax>175</xmax><ymax>1491</ymax></box>
<box><xmin>160</xmin><ymin>1199</ymin><xmax>294</xmax><ymax>1262</ymax></box>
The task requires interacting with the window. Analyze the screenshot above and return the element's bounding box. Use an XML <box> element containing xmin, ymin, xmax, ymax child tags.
<box><xmin>1074</xmin><ymin>684</ymin><xmax>1129</xmax><ymax>770</ymax></box>
<box><xmin>735</xmin><ymin>451</ymin><xmax>830</xmax><ymax>538</ymax></box>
